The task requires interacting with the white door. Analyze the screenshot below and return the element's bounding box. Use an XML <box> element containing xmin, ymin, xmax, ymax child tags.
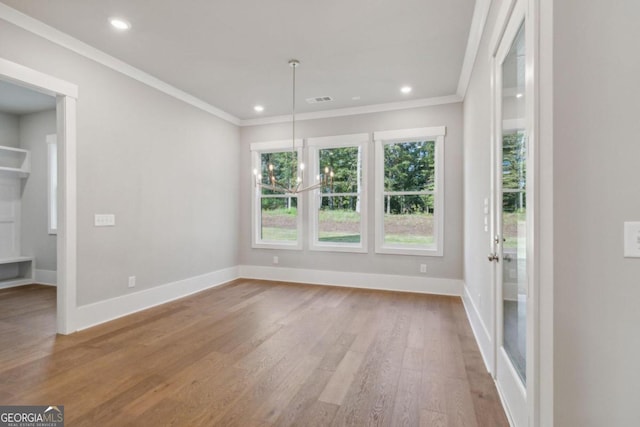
<box><xmin>490</xmin><ymin>1</ymin><xmax>536</xmax><ymax>425</ymax></box>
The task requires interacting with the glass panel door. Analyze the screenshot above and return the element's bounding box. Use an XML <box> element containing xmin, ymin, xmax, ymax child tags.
<box><xmin>500</xmin><ymin>23</ymin><xmax>527</xmax><ymax>384</ymax></box>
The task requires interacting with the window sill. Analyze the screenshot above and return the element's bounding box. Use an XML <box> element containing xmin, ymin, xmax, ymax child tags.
<box><xmin>309</xmin><ymin>243</ymin><xmax>368</xmax><ymax>254</ymax></box>
<box><xmin>375</xmin><ymin>245</ymin><xmax>443</xmax><ymax>257</ymax></box>
<box><xmin>252</xmin><ymin>242</ymin><xmax>302</xmax><ymax>251</ymax></box>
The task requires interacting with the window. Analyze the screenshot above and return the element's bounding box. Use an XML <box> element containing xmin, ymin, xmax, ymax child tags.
<box><xmin>250</xmin><ymin>140</ymin><xmax>303</xmax><ymax>249</ymax></box>
<box><xmin>307</xmin><ymin>134</ymin><xmax>368</xmax><ymax>252</ymax></box>
<box><xmin>374</xmin><ymin>127</ymin><xmax>445</xmax><ymax>255</ymax></box>
<box><xmin>46</xmin><ymin>134</ymin><xmax>57</xmax><ymax>235</ymax></box>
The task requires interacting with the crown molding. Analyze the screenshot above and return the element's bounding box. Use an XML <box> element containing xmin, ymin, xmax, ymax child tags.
<box><xmin>457</xmin><ymin>0</ymin><xmax>493</xmax><ymax>98</ymax></box>
<box><xmin>240</xmin><ymin>94</ymin><xmax>463</xmax><ymax>127</ymax></box>
<box><xmin>0</xmin><ymin>2</ymin><xmax>477</xmax><ymax>128</ymax></box>
<box><xmin>0</xmin><ymin>3</ymin><xmax>241</xmax><ymax>125</ymax></box>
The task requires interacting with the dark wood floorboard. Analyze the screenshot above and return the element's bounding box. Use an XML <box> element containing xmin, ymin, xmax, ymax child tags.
<box><xmin>0</xmin><ymin>281</ymin><xmax>508</xmax><ymax>426</ymax></box>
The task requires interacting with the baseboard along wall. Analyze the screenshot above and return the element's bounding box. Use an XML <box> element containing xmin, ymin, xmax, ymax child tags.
<box><xmin>461</xmin><ymin>284</ymin><xmax>494</xmax><ymax>374</ymax></box>
<box><xmin>238</xmin><ymin>265</ymin><xmax>463</xmax><ymax>296</ymax></box>
<box><xmin>35</xmin><ymin>269</ymin><xmax>57</xmax><ymax>286</ymax></box>
<box><xmin>73</xmin><ymin>266</ymin><xmax>239</xmax><ymax>331</ymax></box>
<box><xmin>72</xmin><ymin>265</ymin><xmax>465</xmax><ymax>333</ymax></box>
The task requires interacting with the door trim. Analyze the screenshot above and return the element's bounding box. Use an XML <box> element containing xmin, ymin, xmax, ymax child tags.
<box><xmin>0</xmin><ymin>57</ymin><xmax>78</xmax><ymax>334</ymax></box>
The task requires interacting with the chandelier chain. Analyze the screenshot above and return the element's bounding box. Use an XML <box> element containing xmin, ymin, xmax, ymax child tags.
<box><xmin>253</xmin><ymin>59</ymin><xmax>327</xmax><ymax>195</ymax></box>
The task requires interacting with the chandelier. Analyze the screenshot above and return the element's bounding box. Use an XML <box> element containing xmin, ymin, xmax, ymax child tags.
<box><xmin>253</xmin><ymin>59</ymin><xmax>334</xmax><ymax>194</ymax></box>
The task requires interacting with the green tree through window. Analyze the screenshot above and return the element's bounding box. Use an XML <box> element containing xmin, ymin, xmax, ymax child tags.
<box><xmin>381</xmin><ymin>140</ymin><xmax>437</xmax><ymax>247</ymax></box>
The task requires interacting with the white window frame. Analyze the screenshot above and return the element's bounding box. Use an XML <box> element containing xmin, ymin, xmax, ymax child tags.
<box><xmin>250</xmin><ymin>139</ymin><xmax>303</xmax><ymax>250</ymax></box>
<box><xmin>374</xmin><ymin>126</ymin><xmax>445</xmax><ymax>256</ymax></box>
<box><xmin>307</xmin><ymin>133</ymin><xmax>369</xmax><ymax>253</ymax></box>
<box><xmin>46</xmin><ymin>134</ymin><xmax>57</xmax><ymax>235</ymax></box>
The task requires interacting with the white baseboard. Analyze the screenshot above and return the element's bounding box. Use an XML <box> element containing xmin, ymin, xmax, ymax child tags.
<box><xmin>462</xmin><ymin>284</ymin><xmax>493</xmax><ymax>373</ymax></box>
<box><xmin>35</xmin><ymin>269</ymin><xmax>57</xmax><ymax>286</ymax></box>
<box><xmin>74</xmin><ymin>266</ymin><xmax>239</xmax><ymax>332</ymax></box>
<box><xmin>72</xmin><ymin>265</ymin><xmax>463</xmax><ymax>332</ymax></box>
<box><xmin>238</xmin><ymin>265</ymin><xmax>463</xmax><ymax>296</ymax></box>
<box><xmin>0</xmin><ymin>279</ymin><xmax>32</xmax><ymax>290</ymax></box>
<box><xmin>496</xmin><ymin>348</ymin><xmax>524</xmax><ymax>427</ymax></box>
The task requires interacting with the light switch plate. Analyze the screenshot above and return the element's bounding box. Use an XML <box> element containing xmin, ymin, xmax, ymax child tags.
<box><xmin>624</xmin><ymin>222</ymin><xmax>640</xmax><ymax>258</ymax></box>
<box><xmin>95</xmin><ymin>214</ymin><xmax>116</xmax><ymax>227</ymax></box>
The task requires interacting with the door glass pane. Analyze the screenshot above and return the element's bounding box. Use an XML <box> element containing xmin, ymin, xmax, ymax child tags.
<box><xmin>501</xmin><ymin>23</ymin><xmax>527</xmax><ymax>384</ymax></box>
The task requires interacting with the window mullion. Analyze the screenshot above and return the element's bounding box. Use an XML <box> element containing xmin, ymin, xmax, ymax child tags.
<box><xmin>382</xmin><ymin>191</ymin><xmax>433</xmax><ymax>196</ymax></box>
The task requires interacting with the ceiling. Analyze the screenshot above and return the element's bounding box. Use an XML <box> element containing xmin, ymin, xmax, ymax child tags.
<box><xmin>1</xmin><ymin>0</ymin><xmax>475</xmax><ymax>120</ymax></box>
<box><xmin>0</xmin><ymin>79</ymin><xmax>56</xmax><ymax>115</ymax></box>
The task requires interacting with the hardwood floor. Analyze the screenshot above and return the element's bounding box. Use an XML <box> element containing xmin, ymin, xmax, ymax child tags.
<box><xmin>0</xmin><ymin>281</ymin><xmax>508</xmax><ymax>426</ymax></box>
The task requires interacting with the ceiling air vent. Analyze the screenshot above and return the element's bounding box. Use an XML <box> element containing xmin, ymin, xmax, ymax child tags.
<box><xmin>306</xmin><ymin>96</ymin><xmax>333</xmax><ymax>104</ymax></box>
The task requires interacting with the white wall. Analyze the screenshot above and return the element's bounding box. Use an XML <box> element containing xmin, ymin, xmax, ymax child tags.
<box><xmin>0</xmin><ymin>111</ymin><xmax>18</xmax><ymax>147</ymax></box>
<box><xmin>18</xmin><ymin>109</ymin><xmax>56</xmax><ymax>272</ymax></box>
<box><xmin>553</xmin><ymin>1</ymin><xmax>640</xmax><ymax>425</ymax></box>
<box><xmin>240</xmin><ymin>103</ymin><xmax>464</xmax><ymax>287</ymax></box>
<box><xmin>0</xmin><ymin>20</ymin><xmax>240</xmax><ymax>306</ymax></box>
<box><xmin>462</xmin><ymin>0</ymin><xmax>505</xmax><ymax>364</ymax></box>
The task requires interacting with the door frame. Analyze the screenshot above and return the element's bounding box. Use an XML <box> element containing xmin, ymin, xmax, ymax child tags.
<box><xmin>0</xmin><ymin>57</ymin><xmax>78</xmax><ymax>335</ymax></box>
<box><xmin>489</xmin><ymin>0</ymin><xmax>541</xmax><ymax>425</ymax></box>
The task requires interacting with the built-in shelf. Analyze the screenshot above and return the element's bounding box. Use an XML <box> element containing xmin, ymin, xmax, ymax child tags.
<box><xmin>0</xmin><ymin>256</ymin><xmax>34</xmax><ymax>289</ymax></box>
<box><xmin>0</xmin><ymin>145</ymin><xmax>30</xmax><ymax>178</ymax></box>
<box><xmin>0</xmin><ymin>146</ymin><xmax>33</xmax><ymax>288</ymax></box>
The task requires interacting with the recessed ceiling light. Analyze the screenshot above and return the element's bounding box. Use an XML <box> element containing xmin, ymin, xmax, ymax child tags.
<box><xmin>352</xmin><ymin>96</ymin><xmax>361</xmax><ymax>101</ymax></box>
<box><xmin>400</xmin><ymin>86</ymin><xmax>412</xmax><ymax>94</ymax></box>
<box><xmin>109</xmin><ymin>17</ymin><xmax>131</xmax><ymax>31</ymax></box>
<box><xmin>254</xmin><ymin>105</ymin><xmax>264</xmax><ymax>113</ymax></box>
<box><xmin>516</xmin><ymin>93</ymin><xmax>524</xmax><ymax>98</ymax></box>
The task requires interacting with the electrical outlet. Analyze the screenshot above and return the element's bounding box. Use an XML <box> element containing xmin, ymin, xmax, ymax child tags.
<box><xmin>128</xmin><ymin>276</ymin><xmax>136</xmax><ymax>288</ymax></box>
<box><xmin>273</xmin><ymin>256</ymin><xmax>279</xmax><ymax>265</ymax></box>
<box><xmin>419</xmin><ymin>264</ymin><xmax>427</xmax><ymax>273</ymax></box>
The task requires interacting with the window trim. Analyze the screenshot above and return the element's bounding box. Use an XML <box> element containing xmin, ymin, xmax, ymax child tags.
<box><xmin>373</xmin><ymin>126</ymin><xmax>445</xmax><ymax>256</ymax></box>
<box><xmin>250</xmin><ymin>139</ymin><xmax>304</xmax><ymax>250</ymax></box>
<box><xmin>307</xmin><ymin>133</ymin><xmax>369</xmax><ymax>253</ymax></box>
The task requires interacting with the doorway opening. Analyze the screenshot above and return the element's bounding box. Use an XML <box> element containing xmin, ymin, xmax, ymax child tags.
<box><xmin>0</xmin><ymin>57</ymin><xmax>78</xmax><ymax>334</ymax></box>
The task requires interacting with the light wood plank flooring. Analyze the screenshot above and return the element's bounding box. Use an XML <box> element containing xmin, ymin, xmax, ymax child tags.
<box><xmin>0</xmin><ymin>281</ymin><xmax>508</xmax><ymax>426</ymax></box>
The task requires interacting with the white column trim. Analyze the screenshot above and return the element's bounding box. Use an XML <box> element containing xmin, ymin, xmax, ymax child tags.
<box><xmin>56</xmin><ymin>95</ymin><xmax>77</xmax><ymax>334</ymax></box>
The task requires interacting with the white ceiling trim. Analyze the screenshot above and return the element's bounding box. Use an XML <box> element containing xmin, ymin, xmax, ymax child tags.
<box><xmin>0</xmin><ymin>3</ymin><xmax>241</xmax><ymax>125</ymax></box>
<box><xmin>456</xmin><ymin>0</ymin><xmax>493</xmax><ymax>98</ymax></box>
<box><xmin>240</xmin><ymin>95</ymin><xmax>463</xmax><ymax>127</ymax></box>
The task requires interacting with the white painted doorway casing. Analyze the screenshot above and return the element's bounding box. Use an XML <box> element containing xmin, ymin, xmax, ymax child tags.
<box><xmin>0</xmin><ymin>57</ymin><xmax>78</xmax><ymax>334</ymax></box>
